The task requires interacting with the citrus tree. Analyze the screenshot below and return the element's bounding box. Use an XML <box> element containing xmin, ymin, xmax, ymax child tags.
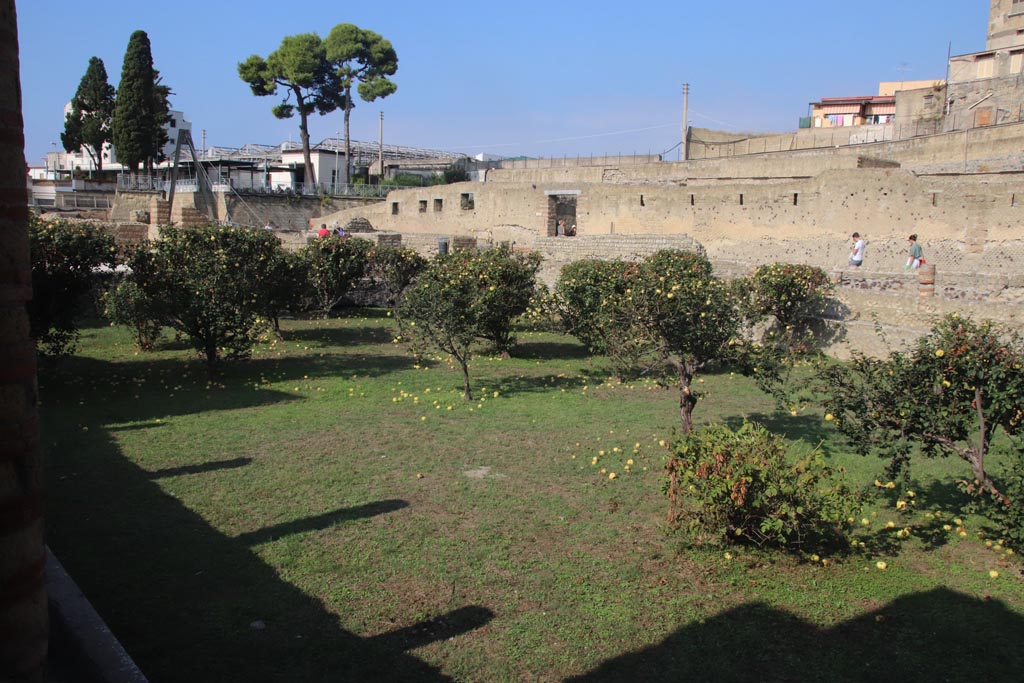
<box><xmin>28</xmin><ymin>217</ymin><xmax>117</xmax><ymax>356</ymax></box>
<box><xmin>300</xmin><ymin>235</ymin><xmax>373</xmax><ymax>316</ymax></box>
<box><xmin>467</xmin><ymin>245</ymin><xmax>541</xmax><ymax>357</ymax></box>
<box><xmin>738</xmin><ymin>263</ymin><xmax>837</xmax><ymax>354</ymax></box>
<box><xmin>817</xmin><ymin>314</ymin><xmax>1024</xmax><ymax>504</ymax></box>
<box><xmin>366</xmin><ymin>243</ymin><xmax>426</xmax><ymax>321</ymax></box>
<box><xmin>125</xmin><ymin>225</ymin><xmax>284</xmax><ymax>375</ymax></box>
<box><xmin>553</xmin><ymin>258</ymin><xmax>633</xmax><ymax>354</ymax></box>
<box><xmin>400</xmin><ymin>249</ymin><xmax>481</xmax><ymax>400</ymax></box>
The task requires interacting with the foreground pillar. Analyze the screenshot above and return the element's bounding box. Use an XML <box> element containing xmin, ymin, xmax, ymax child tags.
<box><xmin>0</xmin><ymin>1</ymin><xmax>48</xmax><ymax>680</ymax></box>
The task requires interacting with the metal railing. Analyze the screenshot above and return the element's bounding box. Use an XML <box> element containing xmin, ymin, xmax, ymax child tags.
<box><xmin>117</xmin><ymin>173</ymin><xmax>416</xmax><ymax>199</ymax></box>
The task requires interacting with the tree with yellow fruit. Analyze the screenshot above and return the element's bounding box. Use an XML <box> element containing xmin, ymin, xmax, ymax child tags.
<box><xmin>817</xmin><ymin>314</ymin><xmax>1024</xmax><ymax>513</ymax></box>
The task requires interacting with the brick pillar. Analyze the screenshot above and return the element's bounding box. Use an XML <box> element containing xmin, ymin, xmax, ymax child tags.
<box><xmin>0</xmin><ymin>1</ymin><xmax>49</xmax><ymax>680</ymax></box>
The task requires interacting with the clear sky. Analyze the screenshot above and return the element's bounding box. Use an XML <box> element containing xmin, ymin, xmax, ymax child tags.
<box><xmin>17</xmin><ymin>0</ymin><xmax>987</xmax><ymax>166</ymax></box>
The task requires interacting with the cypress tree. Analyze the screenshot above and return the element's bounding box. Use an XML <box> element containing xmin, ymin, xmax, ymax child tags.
<box><xmin>61</xmin><ymin>56</ymin><xmax>115</xmax><ymax>171</ymax></box>
<box><xmin>112</xmin><ymin>30</ymin><xmax>155</xmax><ymax>172</ymax></box>
<box><xmin>152</xmin><ymin>69</ymin><xmax>173</xmax><ymax>164</ymax></box>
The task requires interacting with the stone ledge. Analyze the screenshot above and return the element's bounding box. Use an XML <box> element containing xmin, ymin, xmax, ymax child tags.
<box><xmin>46</xmin><ymin>548</ymin><xmax>148</xmax><ymax>683</ymax></box>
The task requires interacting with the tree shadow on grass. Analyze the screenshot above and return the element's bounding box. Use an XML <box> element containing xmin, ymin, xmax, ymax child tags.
<box><xmin>283</xmin><ymin>324</ymin><xmax>397</xmax><ymax>348</ymax></box>
<box><xmin>148</xmin><ymin>457</ymin><xmax>253</xmax><ymax>480</ymax></box>
<box><xmin>723</xmin><ymin>412</ymin><xmax>837</xmax><ymax>454</ymax></box>
<box><xmin>567</xmin><ymin>588</ymin><xmax>1024</xmax><ymax>682</ymax></box>
<box><xmin>40</xmin><ymin>350</ymin><xmax>418</xmax><ymax>419</ymax></box>
<box><xmin>490</xmin><ymin>373</ymin><xmax>589</xmax><ymax>397</ymax></box>
<box><xmin>236</xmin><ymin>500</ymin><xmax>410</xmax><ymax>546</ymax></box>
<box><xmin>45</xmin><ymin>401</ymin><xmax>492</xmax><ymax>682</ymax></box>
<box><xmin>511</xmin><ymin>339</ymin><xmax>592</xmax><ymax>361</ymax></box>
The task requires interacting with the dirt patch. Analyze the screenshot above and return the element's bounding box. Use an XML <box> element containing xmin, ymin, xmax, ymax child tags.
<box><xmin>463</xmin><ymin>466</ymin><xmax>507</xmax><ymax>480</ymax></box>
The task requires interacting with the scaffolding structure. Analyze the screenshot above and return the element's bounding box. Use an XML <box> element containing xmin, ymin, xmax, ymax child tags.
<box><xmin>192</xmin><ymin>138</ymin><xmax>466</xmax><ymax>167</ymax></box>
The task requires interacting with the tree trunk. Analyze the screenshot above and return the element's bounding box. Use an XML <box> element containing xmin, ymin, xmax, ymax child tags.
<box><xmin>676</xmin><ymin>363</ymin><xmax>697</xmax><ymax>434</ymax></box>
<box><xmin>205</xmin><ymin>340</ymin><xmax>218</xmax><ymax>381</ymax></box>
<box><xmin>295</xmin><ymin>89</ymin><xmax>316</xmax><ymax>192</ymax></box>
<box><xmin>964</xmin><ymin>447</ymin><xmax>1010</xmax><ymax>506</ymax></box>
<box><xmin>0</xmin><ymin>3</ymin><xmax>49</xmax><ymax>677</ymax></box>
<box><xmin>343</xmin><ymin>88</ymin><xmax>352</xmax><ymax>186</ymax></box>
<box><xmin>459</xmin><ymin>357</ymin><xmax>473</xmax><ymax>401</ymax></box>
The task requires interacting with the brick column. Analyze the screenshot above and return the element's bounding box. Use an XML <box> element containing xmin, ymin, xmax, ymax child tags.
<box><xmin>0</xmin><ymin>1</ymin><xmax>48</xmax><ymax>680</ymax></box>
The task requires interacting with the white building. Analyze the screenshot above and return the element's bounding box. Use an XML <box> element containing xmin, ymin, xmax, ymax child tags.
<box><xmin>45</xmin><ymin>105</ymin><xmax>191</xmax><ymax>177</ymax></box>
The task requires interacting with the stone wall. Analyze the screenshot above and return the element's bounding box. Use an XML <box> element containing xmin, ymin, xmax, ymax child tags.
<box><xmin>488</xmin><ymin>119</ymin><xmax>1024</xmax><ymax>183</ymax></box>
<box><xmin>318</xmin><ymin>169</ymin><xmax>1024</xmax><ymax>277</ymax></box>
<box><xmin>109</xmin><ymin>190</ymin><xmax>158</xmax><ymax>222</ymax></box>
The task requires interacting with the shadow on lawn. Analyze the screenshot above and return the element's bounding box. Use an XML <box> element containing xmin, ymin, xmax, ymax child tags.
<box><xmin>45</xmin><ymin>392</ymin><xmax>493</xmax><ymax>681</ymax></box>
<box><xmin>493</xmin><ymin>373</ymin><xmax>588</xmax><ymax>397</ymax></box>
<box><xmin>568</xmin><ymin>588</ymin><xmax>1024</xmax><ymax>682</ymax></box>
<box><xmin>236</xmin><ymin>499</ymin><xmax>410</xmax><ymax>546</ymax></box>
<box><xmin>511</xmin><ymin>339</ymin><xmax>592</xmax><ymax>361</ymax></box>
<box><xmin>723</xmin><ymin>412</ymin><xmax>837</xmax><ymax>454</ymax></box>
<box><xmin>148</xmin><ymin>457</ymin><xmax>253</xmax><ymax>480</ymax></box>
<box><xmin>283</xmin><ymin>323</ymin><xmax>397</xmax><ymax>348</ymax></box>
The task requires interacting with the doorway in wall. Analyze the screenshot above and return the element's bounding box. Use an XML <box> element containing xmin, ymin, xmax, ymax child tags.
<box><xmin>547</xmin><ymin>193</ymin><xmax>578</xmax><ymax>236</ymax></box>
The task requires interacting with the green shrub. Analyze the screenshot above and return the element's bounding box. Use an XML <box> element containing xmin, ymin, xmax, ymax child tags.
<box><xmin>261</xmin><ymin>249</ymin><xmax>311</xmax><ymax>332</ymax></box>
<box><xmin>739</xmin><ymin>263</ymin><xmax>836</xmax><ymax>353</ymax></box>
<box><xmin>817</xmin><ymin>313</ymin><xmax>1024</xmax><ymax>500</ymax></box>
<box><xmin>367</xmin><ymin>243</ymin><xmax>427</xmax><ymax>309</ymax></box>
<box><xmin>28</xmin><ymin>217</ymin><xmax>118</xmax><ymax>356</ymax></box>
<box><xmin>126</xmin><ymin>225</ymin><xmax>283</xmax><ymax>374</ymax></box>
<box><xmin>666</xmin><ymin>422</ymin><xmax>856</xmax><ymax>549</ymax></box>
<box><xmin>468</xmin><ymin>245</ymin><xmax>542</xmax><ymax>357</ymax></box>
<box><xmin>103</xmin><ymin>277</ymin><xmax>162</xmax><ymax>351</ymax></box>
<box><xmin>962</xmin><ymin>442</ymin><xmax>1024</xmax><ymax>550</ymax></box>
<box><xmin>743</xmin><ymin>263</ymin><xmax>833</xmax><ymax>328</ymax></box>
<box><xmin>400</xmin><ymin>249</ymin><xmax>481</xmax><ymax>399</ymax></box>
<box><xmin>300</xmin><ymin>236</ymin><xmax>373</xmax><ymax>316</ymax></box>
<box><xmin>442</xmin><ymin>165</ymin><xmax>469</xmax><ymax>184</ymax></box>
<box><xmin>554</xmin><ymin>259</ymin><xmax>632</xmax><ymax>354</ymax></box>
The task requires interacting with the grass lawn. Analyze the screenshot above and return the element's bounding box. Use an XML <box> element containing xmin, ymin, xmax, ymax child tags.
<box><xmin>42</xmin><ymin>312</ymin><xmax>1024</xmax><ymax>682</ymax></box>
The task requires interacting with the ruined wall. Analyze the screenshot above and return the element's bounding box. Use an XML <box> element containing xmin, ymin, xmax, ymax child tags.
<box><xmin>944</xmin><ymin>73</ymin><xmax>1024</xmax><ymax>132</ymax></box>
<box><xmin>109</xmin><ymin>190</ymin><xmax>158</xmax><ymax>222</ymax></box>
<box><xmin>320</xmin><ymin>169</ymin><xmax>1024</xmax><ymax>275</ymax></box>
<box><xmin>490</xmin><ymin>120</ymin><xmax>1024</xmax><ymax>183</ymax></box>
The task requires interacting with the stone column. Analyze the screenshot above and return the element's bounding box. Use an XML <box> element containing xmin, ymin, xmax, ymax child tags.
<box><xmin>0</xmin><ymin>1</ymin><xmax>48</xmax><ymax>680</ymax></box>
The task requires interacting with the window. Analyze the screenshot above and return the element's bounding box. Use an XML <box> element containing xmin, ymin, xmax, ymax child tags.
<box><xmin>169</xmin><ymin>119</ymin><xmax>176</xmax><ymax>128</ymax></box>
<box><xmin>434</xmin><ymin>198</ymin><xmax>443</xmax><ymax>212</ymax></box>
<box><xmin>977</xmin><ymin>54</ymin><xmax>994</xmax><ymax>79</ymax></box>
<box><xmin>1012</xmin><ymin>50</ymin><xmax>1024</xmax><ymax>74</ymax></box>
<box><xmin>391</xmin><ymin>202</ymin><xmax>399</xmax><ymax>215</ymax></box>
<box><xmin>1012</xmin><ymin>0</ymin><xmax>1024</xmax><ymax>16</ymax></box>
<box><xmin>460</xmin><ymin>193</ymin><xmax>474</xmax><ymax>210</ymax></box>
<box><xmin>418</xmin><ymin>200</ymin><xmax>427</xmax><ymax>213</ymax></box>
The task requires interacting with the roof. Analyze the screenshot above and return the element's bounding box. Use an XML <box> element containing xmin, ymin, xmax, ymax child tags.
<box><xmin>811</xmin><ymin>95</ymin><xmax>896</xmax><ymax>106</ymax></box>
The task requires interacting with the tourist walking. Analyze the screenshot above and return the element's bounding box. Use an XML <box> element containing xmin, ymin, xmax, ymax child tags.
<box><xmin>849</xmin><ymin>232</ymin><xmax>865</xmax><ymax>267</ymax></box>
<box><xmin>905</xmin><ymin>234</ymin><xmax>924</xmax><ymax>270</ymax></box>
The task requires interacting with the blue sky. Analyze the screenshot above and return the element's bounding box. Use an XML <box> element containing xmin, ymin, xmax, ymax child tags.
<box><xmin>17</xmin><ymin>1</ymin><xmax>986</xmax><ymax>166</ymax></box>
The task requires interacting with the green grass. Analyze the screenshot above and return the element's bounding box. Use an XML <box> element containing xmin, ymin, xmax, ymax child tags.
<box><xmin>42</xmin><ymin>313</ymin><xmax>1024</xmax><ymax>682</ymax></box>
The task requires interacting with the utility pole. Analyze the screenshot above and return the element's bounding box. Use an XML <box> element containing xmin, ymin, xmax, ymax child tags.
<box><xmin>335</xmin><ymin>131</ymin><xmax>340</xmax><ymax>194</ymax></box>
<box><xmin>682</xmin><ymin>83</ymin><xmax>690</xmax><ymax>162</ymax></box>
<box><xmin>378</xmin><ymin>111</ymin><xmax>384</xmax><ymax>183</ymax></box>
<box><xmin>201</xmin><ymin>129</ymin><xmax>206</xmax><ymax>158</ymax></box>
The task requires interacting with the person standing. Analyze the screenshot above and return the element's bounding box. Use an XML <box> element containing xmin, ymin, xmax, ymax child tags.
<box><xmin>905</xmin><ymin>234</ymin><xmax>923</xmax><ymax>270</ymax></box>
<box><xmin>849</xmin><ymin>232</ymin><xmax>865</xmax><ymax>267</ymax></box>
